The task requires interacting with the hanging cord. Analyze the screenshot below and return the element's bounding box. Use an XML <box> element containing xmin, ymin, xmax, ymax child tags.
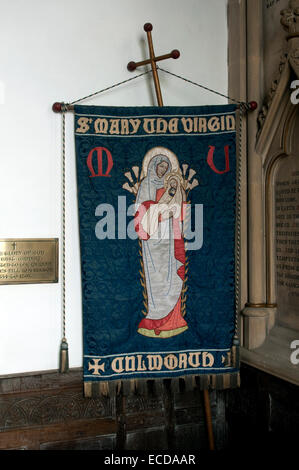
<box><xmin>231</xmin><ymin>104</ymin><xmax>246</xmax><ymax>369</ymax></box>
<box><xmin>69</xmin><ymin>69</ymin><xmax>152</xmax><ymax>105</ymax></box>
<box><xmin>59</xmin><ymin>109</ymin><xmax>69</xmax><ymax>373</ymax></box>
<box><xmin>157</xmin><ymin>66</ymin><xmax>249</xmax><ymax>107</ymax></box>
<box><xmin>53</xmin><ymin>67</ymin><xmax>256</xmax><ymax>111</ymax></box>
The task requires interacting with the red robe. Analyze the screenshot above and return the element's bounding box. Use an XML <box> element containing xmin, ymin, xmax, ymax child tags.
<box><xmin>134</xmin><ymin>187</ymin><xmax>188</xmax><ymax>337</ymax></box>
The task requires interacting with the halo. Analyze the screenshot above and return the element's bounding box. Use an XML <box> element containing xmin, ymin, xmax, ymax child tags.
<box><xmin>141</xmin><ymin>146</ymin><xmax>180</xmax><ymax>179</ymax></box>
<box><xmin>164</xmin><ymin>171</ymin><xmax>184</xmax><ymax>188</ymax></box>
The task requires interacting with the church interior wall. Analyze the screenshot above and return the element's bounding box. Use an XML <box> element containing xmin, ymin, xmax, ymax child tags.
<box><xmin>1</xmin><ymin>0</ymin><xmax>298</xmax><ymax>454</ymax></box>
<box><xmin>0</xmin><ymin>0</ymin><xmax>228</xmax><ymax>375</ymax></box>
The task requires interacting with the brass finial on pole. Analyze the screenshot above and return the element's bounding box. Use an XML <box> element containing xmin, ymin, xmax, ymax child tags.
<box><xmin>127</xmin><ymin>23</ymin><xmax>180</xmax><ymax>106</ymax></box>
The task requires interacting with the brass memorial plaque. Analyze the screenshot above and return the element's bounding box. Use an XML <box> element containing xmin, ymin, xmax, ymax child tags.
<box><xmin>0</xmin><ymin>239</ymin><xmax>58</xmax><ymax>285</ymax></box>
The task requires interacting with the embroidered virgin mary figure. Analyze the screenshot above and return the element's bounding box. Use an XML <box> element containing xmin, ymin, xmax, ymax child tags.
<box><xmin>134</xmin><ymin>147</ymin><xmax>188</xmax><ymax>338</ymax></box>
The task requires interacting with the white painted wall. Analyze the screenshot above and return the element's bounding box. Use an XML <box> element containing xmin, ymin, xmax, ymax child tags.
<box><xmin>0</xmin><ymin>0</ymin><xmax>228</xmax><ymax>374</ymax></box>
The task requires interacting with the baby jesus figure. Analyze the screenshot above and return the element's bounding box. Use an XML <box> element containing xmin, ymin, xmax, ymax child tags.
<box><xmin>168</xmin><ymin>177</ymin><xmax>178</xmax><ymax>197</ymax></box>
<box><xmin>157</xmin><ymin>171</ymin><xmax>185</xmax><ymax>209</ymax></box>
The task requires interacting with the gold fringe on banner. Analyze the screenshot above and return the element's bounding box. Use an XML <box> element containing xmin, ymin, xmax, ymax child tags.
<box><xmin>83</xmin><ymin>371</ymin><xmax>240</xmax><ymax>398</ymax></box>
<box><xmin>99</xmin><ymin>381</ymin><xmax>110</xmax><ymax>397</ymax></box>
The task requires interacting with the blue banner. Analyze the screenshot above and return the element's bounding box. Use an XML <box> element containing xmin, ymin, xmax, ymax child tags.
<box><xmin>74</xmin><ymin>104</ymin><xmax>239</xmax><ymax>394</ymax></box>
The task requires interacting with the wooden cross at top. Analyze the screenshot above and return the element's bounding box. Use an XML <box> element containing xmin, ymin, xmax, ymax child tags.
<box><xmin>127</xmin><ymin>23</ymin><xmax>180</xmax><ymax>106</ymax></box>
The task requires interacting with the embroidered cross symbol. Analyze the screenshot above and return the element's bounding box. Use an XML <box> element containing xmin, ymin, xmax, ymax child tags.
<box><xmin>88</xmin><ymin>358</ymin><xmax>105</xmax><ymax>375</ymax></box>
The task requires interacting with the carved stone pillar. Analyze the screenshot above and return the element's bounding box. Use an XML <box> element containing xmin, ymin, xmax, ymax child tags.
<box><xmin>243</xmin><ymin>0</ymin><xmax>299</xmax><ymax>349</ymax></box>
<box><xmin>241</xmin><ymin>0</ymin><xmax>270</xmax><ymax>350</ymax></box>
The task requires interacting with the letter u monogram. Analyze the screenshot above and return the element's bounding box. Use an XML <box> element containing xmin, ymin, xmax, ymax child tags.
<box><xmin>206</xmin><ymin>145</ymin><xmax>230</xmax><ymax>174</ymax></box>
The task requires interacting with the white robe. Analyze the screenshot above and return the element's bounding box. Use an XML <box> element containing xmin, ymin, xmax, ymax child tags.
<box><xmin>135</xmin><ymin>156</ymin><xmax>184</xmax><ymax>320</ymax></box>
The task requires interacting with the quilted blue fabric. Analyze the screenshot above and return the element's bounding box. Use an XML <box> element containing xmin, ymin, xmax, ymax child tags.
<box><xmin>74</xmin><ymin>104</ymin><xmax>238</xmax><ymax>383</ymax></box>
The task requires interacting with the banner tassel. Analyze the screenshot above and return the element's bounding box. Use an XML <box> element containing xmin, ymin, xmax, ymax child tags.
<box><xmin>59</xmin><ymin>337</ymin><xmax>69</xmax><ymax>373</ymax></box>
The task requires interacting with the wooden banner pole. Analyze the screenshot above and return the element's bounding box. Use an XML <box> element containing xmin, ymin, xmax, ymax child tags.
<box><xmin>127</xmin><ymin>22</ymin><xmax>215</xmax><ymax>452</ymax></box>
<box><xmin>143</xmin><ymin>23</ymin><xmax>164</xmax><ymax>106</ymax></box>
<box><xmin>127</xmin><ymin>23</ymin><xmax>180</xmax><ymax>107</ymax></box>
<box><xmin>203</xmin><ymin>389</ymin><xmax>215</xmax><ymax>450</ymax></box>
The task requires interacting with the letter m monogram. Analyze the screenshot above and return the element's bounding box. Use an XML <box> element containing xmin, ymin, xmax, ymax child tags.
<box><xmin>87</xmin><ymin>147</ymin><xmax>113</xmax><ymax>177</ymax></box>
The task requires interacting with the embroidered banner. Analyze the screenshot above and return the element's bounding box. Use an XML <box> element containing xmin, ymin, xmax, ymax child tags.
<box><xmin>74</xmin><ymin>104</ymin><xmax>239</xmax><ymax>396</ymax></box>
